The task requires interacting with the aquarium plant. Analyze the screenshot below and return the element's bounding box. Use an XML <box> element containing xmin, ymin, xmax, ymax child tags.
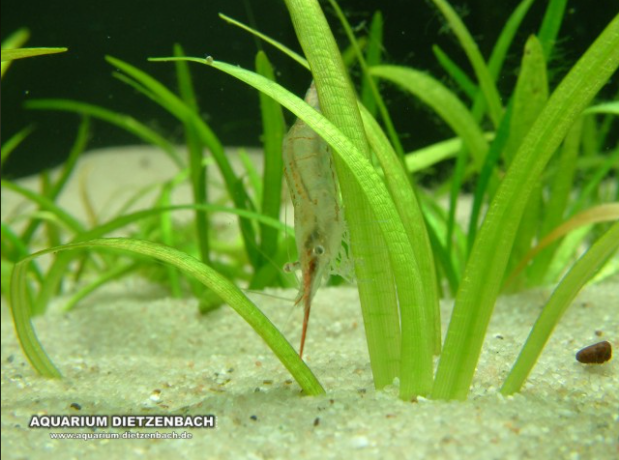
<box><xmin>6</xmin><ymin>0</ymin><xmax>619</xmax><ymax>401</ymax></box>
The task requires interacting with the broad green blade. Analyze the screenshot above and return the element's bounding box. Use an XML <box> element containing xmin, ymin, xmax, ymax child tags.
<box><xmin>433</xmin><ymin>13</ymin><xmax>619</xmax><ymax>400</ymax></box>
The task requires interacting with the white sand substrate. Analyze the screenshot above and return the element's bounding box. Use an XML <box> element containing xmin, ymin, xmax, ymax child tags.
<box><xmin>1</xmin><ymin>147</ymin><xmax>617</xmax><ymax>459</ymax></box>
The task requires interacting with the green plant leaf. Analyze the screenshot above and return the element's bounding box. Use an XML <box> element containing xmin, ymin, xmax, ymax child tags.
<box><xmin>430</xmin><ymin>0</ymin><xmax>503</xmax><ymax>127</ymax></box>
<box><xmin>538</xmin><ymin>0</ymin><xmax>568</xmax><ymax>61</ymax></box>
<box><xmin>360</xmin><ymin>107</ymin><xmax>441</xmax><ymax>356</ymax></box>
<box><xmin>9</xmin><ymin>238</ymin><xmax>325</xmax><ymax>395</ymax></box>
<box><xmin>526</xmin><ymin>119</ymin><xmax>583</xmax><ymax>285</ymax></box>
<box><xmin>218</xmin><ymin>13</ymin><xmax>308</xmax><ymax>68</ymax></box>
<box><xmin>501</xmin><ymin>221</ymin><xmax>619</xmax><ymax>395</ymax></box>
<box><xmin>174</xmin><ymin>43</ymin><xmax>211</xmax><ymax>266</ymax></box>
<box><xmin>326</xmin><ymin>0</ymin><xmax>404</xmax><ymax>158</ymax></box>
<box><xmin>582</xmin><ymin>102</ymin><xmax>619</xmax><ymax>116</ymax></box>
<box><xmin>432</xmin><ymin>13</ymin><xmax>619</xmax><ymax>400</ymax></box>
<box><xmin>1</xmin><ymin>47</ymin><xmax>67</xmax><ymax>62</ymax></box>
<box><xmin>1</xmin><ymin>28</ymin><xmax>30</xmax><ymax>50</ymax></box>
<box><xmin>470</xmin><ymin>0</ymin><xmax>536</xmax><ymax>120</ymax></box>
<box><xmin>505</xmin><ymin>203</ymin><xmax>619</xmax><ymax>286</ymax></box>
<box><xmin>370</xmin><ymin>65</ymin><xmax>489</xmax><ymax>169</ymax></box>
<box><xmin>150</xmin><ymin>53</ymin><xmax>437</xmax><ymax>396</ymax></box>
<box><xmin>25</xmin><ymin>99</ymin><xmax>184</xmax><ymax>168</ymax></box>
<box><xmin>17</xmin><ymin>117</ymin><xmax>91</xmax><ymax>247</ymax></box>
<box><xmin>216</xmin><ymin>10</ymin><xmax>441</xmax><ymax>379</ymax></box>
<box><xmin>105</xmin><ymin>55</ymin><xmax>261</xmax><ymax>268</ymax></box>
<box><xmin>501</xmin><ymin>35</ymin><xmax>549</xmax><ymax>276</ymax></box>
<box><xmin>285</xmin><ymin>0</ymin><xmax>421</xmax><ymax>395</ymax></box>
<box><xmin>432</xmin><ymin>45</ymin><xmax>478</xmax><ymax>100</ymax></box>
<box><xmin>1</xmin><ymin>28</ymin><xmax>30</xmax><ymax>77</ymax></box>
<box><xmin>2</xmin><ymin>180</ymin><xmax>85</xmax><ymax>236</ymax></box>
<box><xmin>1</xmin><ymin>125</ymin><xmax>35</xmax><ymax>167</ymax></box>
<box><xmin>251</xmin><ymin>51</ymin><xmax>286</xmax><ymax>289</ymax></box>
<box><xmin>502</xmin><ymin>35</ymin><xmax>549</xmax><ymax>167</ymax></box>
<box><xmin>572</xmin><ymin>147</ymin><xmax>619</xmax><ymax>214</ymax></box>
<box><xmin>360</xmin><ymin>11</ymin><xmax>384</xmax><ymax>117</ymax></box>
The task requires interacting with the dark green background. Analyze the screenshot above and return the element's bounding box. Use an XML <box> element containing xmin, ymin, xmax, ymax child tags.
<box><xmin>2</xmin><ymin>0</ymin><xmax>616</xmax><ymax>178</ymax></box>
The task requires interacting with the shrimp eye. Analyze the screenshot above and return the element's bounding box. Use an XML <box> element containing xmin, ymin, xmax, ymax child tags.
<box><xmin>313</xmin><ymin>245</ymin><xmax>325</xmax><ymax>256</ymax></box>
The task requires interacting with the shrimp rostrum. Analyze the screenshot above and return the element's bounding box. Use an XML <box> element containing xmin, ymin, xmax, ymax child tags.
<box><xmin>283</xmin><ymin>82</ymin><xmax>345</xmax><ymax>359</ymax></box>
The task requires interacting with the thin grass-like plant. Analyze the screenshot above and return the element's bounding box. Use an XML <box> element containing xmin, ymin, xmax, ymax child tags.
<box><xmin>6</xmin><ymin>0</ymin><xmax>618</xmax><ymax>401</ymax></box>
<box><xmin>155</xmin><ymin>2</ymin><xmax>619</xmax><ymax>400</ymax></box>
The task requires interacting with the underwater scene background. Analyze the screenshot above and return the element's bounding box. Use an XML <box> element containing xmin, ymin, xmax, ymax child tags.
<box><xmin>2</xmin><ymin>0</ymin><xmax>616</xmax><ymax>178</ymax></box>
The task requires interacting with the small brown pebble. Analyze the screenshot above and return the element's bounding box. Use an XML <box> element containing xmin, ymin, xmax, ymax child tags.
<box><xmin>595</xmin><ymin>330</ymin><xmax>603</xmax><ymax>337</ymax></box>
<box><xmin>576</xmin><ymin>341</ymin><xmax>612</xmax><ymax>364</ymax></box>
<box><xmin>313</xmin><ymin>417</ymin><xmax>320</xmax><ymax>426</ymax></box>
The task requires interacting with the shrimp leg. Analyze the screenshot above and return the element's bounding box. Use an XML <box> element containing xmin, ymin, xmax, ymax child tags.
<box><xmin>283</xmin><ymin>82</ymin><xmax>344</xmax><ymax>358</ymax></box>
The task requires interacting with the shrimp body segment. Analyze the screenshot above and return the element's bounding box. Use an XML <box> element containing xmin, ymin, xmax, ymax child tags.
<box><xmin>283</xmin><ymin>83</ymin><xmax>344</xmax><ymax>358</ymax></box>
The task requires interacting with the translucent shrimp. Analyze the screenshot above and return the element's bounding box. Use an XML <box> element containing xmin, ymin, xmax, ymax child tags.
<box><xmin>283</xmin><ymin>82</ymin><xmax>345</xmax><ymax>359</ymax></box>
